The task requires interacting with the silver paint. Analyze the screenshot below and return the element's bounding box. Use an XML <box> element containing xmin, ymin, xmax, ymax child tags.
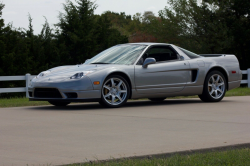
<box><xmin>29</xmin><ymin>43</ymin><xmax>242</xmax><ymax>102</ymax></box>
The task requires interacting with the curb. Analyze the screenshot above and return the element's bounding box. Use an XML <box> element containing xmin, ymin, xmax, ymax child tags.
<box><xmin>60</xmin><ymin>143</ymin><xmax>250</xmax><ymax>165</ymax></box>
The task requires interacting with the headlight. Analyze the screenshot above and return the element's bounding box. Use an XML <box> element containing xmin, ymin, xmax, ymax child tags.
<box><xmin>36</xmin><ymin>70</ymin><xmax>51</xmax><ymax>79</ymax></box>
<box><xmin>70</xmin><ymin>71</ymin><xmax>93</xmax><ymax>79</ymax></box>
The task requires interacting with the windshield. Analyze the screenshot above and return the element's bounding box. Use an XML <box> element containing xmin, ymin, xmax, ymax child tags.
<box><xmin>85</xmin><ymin>45</ymin><xmax>147</xmax><ymax>65</ymax></box>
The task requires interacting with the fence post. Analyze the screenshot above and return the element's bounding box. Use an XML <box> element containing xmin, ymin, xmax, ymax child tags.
<box><xmin>248</xmin><ymin>69</ymin><xmax>250</xmax><ymax>88</ymax></box>
<box><xmin>25</xmin><ymin>73</ymin><xmax>31</xmax><ymax>98</ymax></box>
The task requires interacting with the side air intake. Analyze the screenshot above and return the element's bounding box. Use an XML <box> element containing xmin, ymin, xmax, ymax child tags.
<box><xmin>191</xmin><ymin>70</ymin><xmax>198</xmax><ymax>82</ymax></box>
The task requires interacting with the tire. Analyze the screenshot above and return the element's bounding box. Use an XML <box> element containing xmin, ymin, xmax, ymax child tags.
<box><xmin>48</xmin><ymin>101</ymin><xmax>71</xmax><ymax>107</ymax></box>
<box><xmin>199</xmin><ymin>70</ymin><xmax>227</xmax><ymax>102</ymax></box>
<box><xmin>148</xmin><ymin>98</ymin><xmax>166</xmax><ymax>102</ymax></box>
<box><xmin>99</xmin><ymin>75</ymin><xmax>130</xmax><ymax>108</ymax></box>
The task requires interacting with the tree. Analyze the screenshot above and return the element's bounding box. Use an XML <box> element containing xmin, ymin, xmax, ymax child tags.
<box><xmin>55</xmin><ymin>0</ymin><xmax>98</xmax><ymax>64</ymax></box>
<box><xmin>98</xmin><ymin>11</ymin><xmax>132</xmax><ymax>36</ymax></box>
<box><xmin>55</xmin><ymin>0</ymin><xmax>128</xmax><ymax>64</ymax></box>
<box><xmin>0</xmin><ymin>3</ymin><xmax>4</xmax><ymax>30</ymax></box>
<box><xmin>0</xmin><ymin>0</ymin><xmax>128</xmax><ymax>98</ymax></box>
<box><xmin>95</xmin><ymin>14</ymin><xmax>128</xmax><ymax>53</ymax></box>
<box><xmin>154</xmin><ymin>1</ymin><xmax>231</xmax><ymax>54</ymax></box>
<box><xmin>0</xmin><ymin>3</ymin><xmax>5</xmax><ymax>64</ymax></box>
<box><xmin>214</xmin><ymin>0</ymin><xmax>250</xmax><ymax>69</ymax></box>
<box><xmin>142</xmin><ymin>11</ymin><xmax>155</xmax><ymax>24</ymax></box>
<box><xmin>154</xmin><ymin>0</ymin><xmax>250</xmax><ymax>69</ymax></box>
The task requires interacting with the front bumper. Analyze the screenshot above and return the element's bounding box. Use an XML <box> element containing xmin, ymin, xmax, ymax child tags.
<box><xmin>28</xmin><ymin>76</ymin><xmax>101</xmax><ymax>102</ymax></box>
<box><xmin>29</xmin><ymin>97</ymin><xmax>101</xmax><ymax>102</ymax></box>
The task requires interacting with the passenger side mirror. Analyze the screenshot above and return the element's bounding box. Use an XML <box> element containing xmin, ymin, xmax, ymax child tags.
<box><xmin>143</xmin><ymin>58</ymin><xmax>156</xmax><ymax>68</ymax></box>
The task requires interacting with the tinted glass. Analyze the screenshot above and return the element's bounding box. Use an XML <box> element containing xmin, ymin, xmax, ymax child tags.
<box><xmin>85</xmin><ymin>45</ymin><xmax>146</xmax><ymax>65</ymax></box>
<box><xmin>178</xmin><ymin>47</ymin><xmax>201</xmax><ymax>59</ymax></box>
<box><xmin>144</xmin><ymin>47</ymin><xmax>178</xmax><ymax>62</ymax></box>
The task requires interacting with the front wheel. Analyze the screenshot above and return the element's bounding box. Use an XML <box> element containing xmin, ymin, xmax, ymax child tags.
<box><xmin>99</xmin><ymin>75</ymin><xmax>130</xmax><ymax>108</ymax></box>
<box><xmin>48</xmin><ymin>101</ymin><xmax>71</xmax><ymax>107</ymax></box>
<box><xmin>199</xmin><ymin>70</ymin><xmax>227</xmax><ymax>102</ymax></box>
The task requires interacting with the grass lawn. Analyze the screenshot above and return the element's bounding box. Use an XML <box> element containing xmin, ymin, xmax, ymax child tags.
<box><xmin>0</xmin><ymin>87</ymin><xmax>249</xmax><ymax>108</ymax></box>
<box><xmin>225</xmin><ymin>86</ymin><xmax>250</xmax><ymax>96</ymax></box>
<box><xmin>170</xmin><ymin>86</ymin><xmax>250</xmax><ymax>99</ymax></box>
<box><xmin>68</xmin><ymin>148</ymin><xmax>250</xmax><ymax>166</ymax></box>
<box><xmin>0</xmin><ymin>97</ymin><xmax>49</xmax><ymax>108</ymax></box>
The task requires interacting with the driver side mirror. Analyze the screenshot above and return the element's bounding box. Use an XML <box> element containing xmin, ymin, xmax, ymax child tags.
<box><xmin>143</xmin><ymin>58</ymin><xmax>156</xmax><ymax>68</ymax></box>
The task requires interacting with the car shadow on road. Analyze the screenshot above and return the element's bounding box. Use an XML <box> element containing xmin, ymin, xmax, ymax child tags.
<box><xmin>27</xmin><ymin>99</ymin><xmax>231</xmax><ymax>111</ymax></box>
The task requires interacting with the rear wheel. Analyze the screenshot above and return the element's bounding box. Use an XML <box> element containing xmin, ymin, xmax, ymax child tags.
<box><xmin>199</xmin><ymin>70</ymin><xmax>227</xmax><ymax>102</ymax></box>
<box><xmin>99</xmin><ymin>75</ymin><xmax>130</xmax><ymax>108</ymax></box>
<box><xmin>48</xmin><ymin>101</ymin><xmax>71</xmax><ymax>107</ymax></box>
<box><xmin>148</xmin><ymin>98</ymin><xmax>166</xmax><ymax>102</ymax></box>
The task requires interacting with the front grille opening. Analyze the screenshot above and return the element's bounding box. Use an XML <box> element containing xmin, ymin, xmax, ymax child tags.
<box><xmin>65</xmin><ymin>93</ymin><xmax>78</xmax><ymax>98</ymax></box>
<box><xmin>29</xmin><ymin>92</ymin><xmax>33</xmax><ymax>97</ymax></box>
<box><xmin>34</xmin><ymin>88</ymin><xmax>62</xmax><ymax>98</ymax></box>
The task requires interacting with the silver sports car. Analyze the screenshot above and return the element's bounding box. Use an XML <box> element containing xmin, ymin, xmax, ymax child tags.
<box><xmin>29</xmin><ymin>43</ymin><xmax>242</xmax><ymax>107</ymax></box>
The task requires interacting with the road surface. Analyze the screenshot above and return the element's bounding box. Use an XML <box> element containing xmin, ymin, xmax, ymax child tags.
<box><xmin>0</xmin><ymin>96</ymin><xmax>250</xmax><ymax>165</ymax></box>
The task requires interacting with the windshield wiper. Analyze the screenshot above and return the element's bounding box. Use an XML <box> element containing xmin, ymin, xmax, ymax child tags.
<box><xmin>91</xmin><ymin>62</ymin><xmax>111</xmax><ymax>64</ymax></box>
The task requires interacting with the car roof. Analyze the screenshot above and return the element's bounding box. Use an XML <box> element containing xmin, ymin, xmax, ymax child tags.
<box><xmin>123</xmin><ymin>42</ymin><xmax>171</xmax><ymax>46</ymax></box>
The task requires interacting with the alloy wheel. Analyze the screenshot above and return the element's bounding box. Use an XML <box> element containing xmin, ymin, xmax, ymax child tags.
<box><xmin>102</xmin><ymin>78</ymin><xmax>128</xmax><ymax>106</ymax></box>
<box><xmin>208</xmin><ymin>74</ymin><xmax>225</xmax><ymax>99</ymax></box>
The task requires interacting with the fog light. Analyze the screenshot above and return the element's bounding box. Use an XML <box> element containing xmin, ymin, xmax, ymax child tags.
<box><xmin>65</xmin><ymin>93</ymin><xmax>78</xmax><ymax>98</ymax></box>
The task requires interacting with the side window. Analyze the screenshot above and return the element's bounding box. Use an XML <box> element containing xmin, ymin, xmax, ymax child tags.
<box><xmin>178</xmin><ymin>47</ymin><xmax>200</xmax><ymax>59</ymax></box>
<box><xmin>142</xmin><ymin>46</ymin><xmax>178</xmax><ymax>63</ymax></box>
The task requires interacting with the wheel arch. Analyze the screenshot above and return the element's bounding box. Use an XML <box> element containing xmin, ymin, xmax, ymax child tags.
<box><xmin>206</xmin><ymin>66</ymin><xmax>229</xmax><ymax>90</ymax></box>
<box><xmin>104</xmin><ymin>72</ymin><xmax>133</xmax><ymax>99</ymax></box>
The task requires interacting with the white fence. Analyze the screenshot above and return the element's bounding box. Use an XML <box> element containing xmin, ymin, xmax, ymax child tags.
<box><xmin>0</xmin><ymin>74</ymin><xmax>36</xmax><ymax>97</ymax></box>
<box><xmin>0</xmin><ymin>69</ymin><xmax>249</xmax><ymax>98</ymax></box>
<box><xmin>241</xmin><ymin>69</ymin><xmax>250</xmax><ymax>88</ymax></box>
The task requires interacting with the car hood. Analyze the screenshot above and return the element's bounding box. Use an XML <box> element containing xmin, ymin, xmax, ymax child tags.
<box><xmin>33</xmin><ymin>64</ymin><xmax>127</xmax><ymax>82</ymax></box>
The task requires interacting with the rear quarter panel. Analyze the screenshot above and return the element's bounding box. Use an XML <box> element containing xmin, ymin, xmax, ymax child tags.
<box><xmin>203</xmin><ymin>55</ymin><xmax>241</xmax><ymax>90</ymax></box>
<box><xmin>186</xmin><ymin>55</ymin><xmax>241</xmax><ymax>93</ymax></box>
<box><xmin>204</xmin><ymin>55</ymin><xmax>241</xmax><ymax>82</ymax></box>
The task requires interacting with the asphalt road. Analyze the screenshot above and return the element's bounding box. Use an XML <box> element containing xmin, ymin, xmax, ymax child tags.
<box><xmin>0</xmin><ymin>96</ymin><xmax>250</xmax><ymax>166</ymax></box>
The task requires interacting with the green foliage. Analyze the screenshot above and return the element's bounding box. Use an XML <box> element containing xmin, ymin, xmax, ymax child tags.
<box><xmin>55</xmin><ymin>0</ymin><xmax>98</xmax><ymax>64</ymax></box>
<box><xmin>54</xmin><ymin>0</ymin><xmax>128</xmax><ymax>64</ymax></box>
<box><xmin>218</xmin><ymin>0</ymin><xmax>250</xmax><ymax>70</ymax></box>
<box><xmin>0</xmin><ymin>0</ymin><xmax>128</xmax><ymax>98</ymax></box>
<box><xmin>0</xmin><ymin>97</ymin><xmax>49</xmax><ymax>107</ymax></box>
<box><xmin>147</xmin><ymin>0</ymin><xmax>250</xmax><ymax>69</ymax></box>
<box><xmin>1</xmin><ymin>87</ymin><xmax>249</xmax><ymax>107</ymax></box>
<box><xmin>95</xmin><ymin>14</ymin><xmax>128</xmax><ymax>53</ymax></box>
<box><xmin>0</xmin><ymin>3</ymin><xmax>4</xmax><ymax>29</ymax></box>
<box><xmin>68</xmin><ymin>148</ymin><xmax>250</xmax><ymax>166</ymax></box>
<box><xmin>155</xmin><ymin>0</ymin><xmax>231</xmax><ymax>53</ymax></box>
<box><xmin>0</xmin><ymin>0</ymin><xmax>250</xmax><ymax>98</ymax></box>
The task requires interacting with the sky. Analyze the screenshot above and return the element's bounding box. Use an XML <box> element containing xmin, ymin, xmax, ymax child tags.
<box><xmin>2</xmin><ymin>0</ymin><xmax>169</xmax><ymax>34</ymax></box>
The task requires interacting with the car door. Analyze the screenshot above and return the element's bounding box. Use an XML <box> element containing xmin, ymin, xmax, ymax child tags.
<box><xmin>135</xmin><ymin>46</ymin><xmax>191</xmax><ymax>94</ymax></box>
